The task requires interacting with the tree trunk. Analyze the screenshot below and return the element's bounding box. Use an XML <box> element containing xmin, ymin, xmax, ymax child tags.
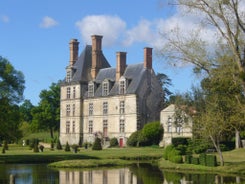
<box><xmin>235</xmin><ymin>128</ymin><xmax>241</xmax><ymax>149</ymax></box>
<box><xmin>210</xmin><ymin>135</ymin><xmax>224</xmax><ymax>166</ymax></box>
<box><xmin>50</xmin><ymin>127</ymin><xmax>54</xmax><ymax>139</ymax></box>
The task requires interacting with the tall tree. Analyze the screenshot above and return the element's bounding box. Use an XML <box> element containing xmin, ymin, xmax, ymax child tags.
<box><xmin>160</xmin><ymin>0</ymin><xmax>245</xmax><ymax>148</ymax></box>
<box><xmin>19</xmin><ymin>99</ymin><xmax>34</xmax><ymax>123</ymax></box>
<box><xmin>31</xmin><ymin>82</ymin><xmax>60</xmax><ymax>138</ymax></box>
<box><xmin>0</xmin><ymin>56</ymin><xmax>25</xmax><ymax>141</ymax></box>
<box><xmin>156</xmin><ymin>73</ymin><xmax>173</xmax><ymax>103</ymax></box>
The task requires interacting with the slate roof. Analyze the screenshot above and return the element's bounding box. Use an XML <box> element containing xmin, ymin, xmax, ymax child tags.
<box><xmin>71</xmin><ymin>45</ymin><xmax>110</xmax><ymax>83</ymax></box>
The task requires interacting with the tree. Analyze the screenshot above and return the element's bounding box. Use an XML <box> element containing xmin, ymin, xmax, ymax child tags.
<box><xmin>156</xmin><ymin>73</ymin><xmax>172</xmax><ymax>104</ymax></box>
<box><xmin>0</xmin><ymin>56</ymin><xmax>25</xmax><ymax>141</ymax></box>
<box><xmin>19</xmin><ymin>99</ymin><xmax>34</xmax><ymax>122</ymax></box>
<box><xmin>31</xmin><ymin>82</ymin><xmax>60</xmax><ymax>138</ymax></box>
<box><xmin>160</xmin><ymin>0</ymin><xmax>245</xmax><ymax>148</ymax></box>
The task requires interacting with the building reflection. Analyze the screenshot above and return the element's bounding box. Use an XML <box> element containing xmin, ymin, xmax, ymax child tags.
<box><xmin>59</xmin><ymin>168</ymin><xmax>136</xmax><ymax>184</ymax></box>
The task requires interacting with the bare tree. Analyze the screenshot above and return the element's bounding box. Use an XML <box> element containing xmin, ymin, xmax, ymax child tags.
<box><xmin>160</xmin><ymin>0</ymin><xmax>245</xmax><ymax>148</ymax></box>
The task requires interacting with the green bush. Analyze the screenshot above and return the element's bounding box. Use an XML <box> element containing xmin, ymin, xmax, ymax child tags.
<box><xmin>185</xmin><ymin>155</ymin><xmax>192</xmax><ymax>164</ymax></box>
<box><xmin>191</xmin><ymin>157</ymin><xmax>199</xmax><ymax>165</ymax></box>
<box><xmin>140</xmin><ymin>121</ymin><xmax>163</xmax><ymax>146</ymax></box>
<box><xmin>188</xmin><ymin>139</ymin><xmax>212</xmax><ymax>154</ymax></box>
<box><xmin>3</xmin><ymin>140</ymin><xmax>8</xmax><ymax>150</ymax></box>
<box><xmin>92</xmin><ymin>138</ymin><xmax>102</xmax><ymax>150</ymax></box>
<box><xmin>2</xmin><ymin>147</ymin><xmax>5</xmax><ymax>154</ymax></box>
<box><xmin>163</xmin><ymin>145</ymin><xmax>174</xmax><ymax>160</ymax></box>
<box><xmin>71</xmin><ymin>144</ymin><xmax>79</xmax><ymax>153</ymax></box>
<box><xmin>199</xmin><ymin>153</ymin><xmax>207</xmax><ymax>166</ymax></box>
<box><xmin>127</xmin><ymin>131</ymin><xmax>141</xmax><ymax>147</ymax></box>
<box><xmin>64</xmin><ymin>142</ymin><xmax>71</xmax><ymax>152</ymax></box>
<box><xmin>168</xmin><ymin>149</ymin><xmax>183</xmax><ymax>163</ymax></box>
<box><xmin>110</xmin><ymin>137</ymin><xmax>119</xmax><ymax>147</ymax></box>
<box><xmin>39</xmin><ymin>145</ymin><xmax>44</xmax><ymax>152</ymax></box>
<box><xmin>176</xmin><ymin>144</ymin><xmax>187</xmax><ymax>155</ymax></box>
<box><xmin>206</xmin><ymin>155</ymin><xmax>217</xmax><ymax>167</ymax></box>
<box><xmin>172</xmin><ymin>137</ymin><xmax>190</xmax><ymax>147</ymax></box>
<box><xmin>56</xmin><ymin>140</ymin><xmax>62</xmax><ymax>150</ymax></box>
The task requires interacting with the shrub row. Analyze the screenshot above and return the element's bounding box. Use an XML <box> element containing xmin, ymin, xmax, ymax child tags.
<box><xmin>184</xmin><ymin>153</ymin><xmax>217</xmax><ymax>167</ymax></box>
<box><xmin>163</xmin><ymin>145</ymin><xmax>183</xmax><ymax>163</ymax></box>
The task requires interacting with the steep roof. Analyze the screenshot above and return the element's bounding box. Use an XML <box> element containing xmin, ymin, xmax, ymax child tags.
<box><xmin>71</xmin><ymin>45</ymin><xmax>110</xmax><ymax>83</ymax></box>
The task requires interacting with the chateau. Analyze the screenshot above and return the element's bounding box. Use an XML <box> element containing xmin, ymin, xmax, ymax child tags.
<box><xmin>60</xmin><ymin>35</ymin><xmax>163</xmax><ymax>147</ymax></box>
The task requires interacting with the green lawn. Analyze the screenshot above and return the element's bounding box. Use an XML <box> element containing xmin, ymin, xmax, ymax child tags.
<box><xmin>0</xmin><ymin>144</ymin><xmax>244</xmax><ymax>177</ymax></box>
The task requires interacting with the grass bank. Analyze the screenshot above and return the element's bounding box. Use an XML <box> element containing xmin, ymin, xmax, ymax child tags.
<box><xmin>158</xmin><ymin>149</ymin><xmax>245</xmax><ymax>177</ymax></box>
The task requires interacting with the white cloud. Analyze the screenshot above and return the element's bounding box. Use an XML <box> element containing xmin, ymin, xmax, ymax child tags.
<box><xmin>1</xmin><ymin>15</ymin><xmax>10</xmax><ymax>23</ymax></box>
<box><xmin>76</xmin><ymin>15</ymin><xmax>126</xmax><ymax>47</ymax></box>
<box><xmin>40</xmin><ymin>16</ymin><xmax>58</xmax><ymax>28</ymax></box>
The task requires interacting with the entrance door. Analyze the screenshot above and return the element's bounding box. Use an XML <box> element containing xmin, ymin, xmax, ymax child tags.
<box><xmin>119</xmin><ymin>138</ymin><xmax>123</xmax><ymax>147</ymax></box>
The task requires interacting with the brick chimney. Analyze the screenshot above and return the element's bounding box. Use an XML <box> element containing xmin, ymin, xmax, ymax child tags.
<box><xmin>91</xmin><ymin>35</ymin><xmax>103</xmax><ymax>80</ymax></box>
<box><xmin>144</xmin><ymin>47</ymin><xmax>152</xmax><ymax>69</ymax></box>
<box><xmin>69</xmin><ymin>39</ymin><xmax>79</xmax><ymax>66</ymax></box>
<box><xmin>116</xmin><ymin>52</ymin><xmax>127</xmax><ymax>81</ymax></box>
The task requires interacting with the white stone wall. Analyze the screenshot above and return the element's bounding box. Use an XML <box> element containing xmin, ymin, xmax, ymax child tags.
<box><xmin>60</xmin><ymin>84</ymin><xmax>83</xmax><ymax>145</ymax></box>
<box><xmin>159</xmin><ymin>104</ymin><xmax>193</xmax><ymax>147</ymax></box>
<box><xmin>83</xmin><ymin>94</ymin><xmax>137</xmax><ymax>146</ymax></box>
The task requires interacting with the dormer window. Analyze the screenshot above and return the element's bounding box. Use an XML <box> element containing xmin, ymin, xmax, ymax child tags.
<box><xmin>102</xmin><ymin>80</ymin><xmax>109</xmax><ymax>96</ymax></box>
<box><xmin>66</xmin><ymin>70</ymin><xmax>71</xmax><ymax>82</ymax></box>
<box><xmin>119</xmin><ymin>78</ymin><xmax>126</xmax><ymax>95</ymax></box>
<box><xmin>88</xmin><ymin>82</ymin><xmax>94</xmax><ymax>97</ymax></box>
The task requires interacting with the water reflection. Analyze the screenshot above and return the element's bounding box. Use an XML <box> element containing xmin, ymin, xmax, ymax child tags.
<box><xmin>0</xmin><ymin>163</ymin><xmax>244</xmax><ymax>184</ymax></box>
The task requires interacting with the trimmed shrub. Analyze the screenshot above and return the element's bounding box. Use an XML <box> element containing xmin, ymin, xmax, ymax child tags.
<box><xmin>56</xmin><ymin>140</ymin><xmax>62</xmax><ymax>150</ymax></box>
<box><xmin>2</xmin><ymin>147</ymin><xmax>5</xmax><ymax>154</ymax></box>
<box><xmin>172</xmin><ymin>137</ymin><xmax>190</xmax><ymax>147</ymax></box>
<box><xmin>163</xmin><ymin>145</ymin><xmax>174</xmax><ymax>160</ymax></box>
<box><xmin>188</xmin><ymin>139</ymin><xmax>212</xmax><ymax>154</ymax></box>
<box><xmin>110</xmin><ymin>137</ymin><xmax>119</xmax><ymax>147</ymax></box>
<box><xmin>206</xmin><ymin>155</ymin><xmax>217</xmax><ymax>167</ymax></box>
<box><xmin>199</xmin><ymin>153</ymin><xmax>207</xmax><ymax>166</ymax></box>
<box><xmin>39</xmin><ymin>145</ymin><xmax>44</xmax><ymax>152</ymax></box>
<box><xmin>169</xmin><ymin>149</ymin><xmax>183</xmax><ymax>163</ymax></box>
<box><xmin>92</xmin><ymin>138</ymin><xmax>102</xmax><ymax>150</ymax></box>
<box><xmin>3</xmin><ymin>140</ymin><xmax>8</xmax><ymax>150</ymax></box>
<box><xmin>185</xmin><ymin>155</ymin><xmax>192</xmax><ymax>164</ymax></box>
<box><xmin>127</xmin><ymin>131</ymin><xmax>141</xmax><ymax>147</ymax></box>
<box><xmin>64</xmin><ymin>142</ymin><xmax>71</xmax><ymax>152</ymax></box>
<box><xmin>191</xmin><ymin>157</ymin><xmax>199</xmax><ymax>165</ymax></box>
<box><xmin>176</xmin><ymin>144</ymin><xmax>187</xmax><ymax>155</ymax></box>
<box><xmin>71</xmin><ymin>144</ymin><xmax>79</xmax><ymax>153</ymax></box>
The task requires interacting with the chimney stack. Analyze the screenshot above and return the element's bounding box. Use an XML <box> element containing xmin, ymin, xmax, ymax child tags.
<box><xmin>116</xmin><ymin>52</ymin><xmax>127</xmax><ymax>81</ymax></box>
<box><xmin>69</xmin><ymin>39</ymin><xmax>79</xmax><ymax>66</ymax></box>
<box><xmin>144</xmin><ymin>47</ymin><xmax>152</xmax><ymax>69</ymax></box>
<box><xmin>91</xmin><ymin>35</ymin><xmax>103</xmax><ymax>80</ymax></box>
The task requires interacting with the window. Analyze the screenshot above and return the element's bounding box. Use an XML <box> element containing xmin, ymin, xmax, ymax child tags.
<box><xmin>167</xmin><ymin>117</ymin><xmax>172</xmax><ymax>132</ymax></box>
<box><xmin>73</xmin><ymin>87</ymin><xmax>76</xmax><ymax>98</ymax></box>
<box><xmin>88</xmin><ymin>83</ymin><xmax>94</xmax><ymax>97</ymax></box>
<box><xmin>102</xmin><ymin>81</ymin><xmax>109</xmax><ymax>96</ymax></box>
<box><xmin>72</xmin><ymin>121</ymin><xmax>75</xmax><ymax>133</ymax></box>
<box><xmin>176</xmin><ymin>120</ymin><xmax>183</xmax><ymax>134</ymax></box>
<box><xmin>66</xmin><ymin>104</ymin><xmax>71</xmax><ymax>116</ymax></box>
<box><xmin>103</xmin><ymin>102</ymin><xmax>108</xmax><ymax>115</ymax></box>
<box><xmin>89</xmin><ymin>103</ymin><xmax>93</xmax><ymax>116</ymax></box>
<box><xmin>119</xmin><ymin>80</ymin><xmax>126</xmax><ymax>94</ymax></box>
<box><xmin>72</xmin><ymin>104</ymin><xmax>75</xmax><ymax>116</ymax></box>
<box><xmin>103</xmin><ymin>120</ymin><xmax>108</xmax><ymax>137</ymax></box>
<box><xmin>119</xmin><ymin>119</ymin><xmax>125</xmax><ymax>133</ymax></box>
<box><xmin>66</xmin><ymin>121</ymin><xmax>70</xmax><ymax>133</ymax></box>
<box><xmin>119</xmin><ymin>101</ymin><xmax>125</xmax><ymax>114</ymax></box>
<box><xmin>66</xmin><ymin>71</ymin><xmax>71</xmax><ymax>82</ymax></box>
<box><xmin>67</xmin><ymin>87</ymin><xmax>71</xmax><ymax>99</ymax></box>
<box><xmin>89</xmin><ymin>120</ymin><xmax>93</xmax><ymax>134</ymax></box>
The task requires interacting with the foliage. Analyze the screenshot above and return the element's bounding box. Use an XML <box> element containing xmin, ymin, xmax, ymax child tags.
<box><xmin>71</xmin><ymin>144</ymin><xmax>79</xmax><ymax>153</ymax></box>
<box><xmin>127</xmin><ymin>131</ymin><xmax>141</xmax><ymax>147</ymax></box>
<box><xmin>140</xmin><ymin>121</ymin><xmax>163</xmax><ymax>146</ymax></box>
<box><xmin>19</xmin><ymin>100</ymin><xmax>34</xmax><ymax>123</ymax></box>
<box><xmin>56</xmin><ymin>140</ymin><xmax>62</xmax><ymax>150</ymax></box>
<box><xmin>64</xmin><ymin>142</ymin><xmax>70</xmax><ymax>152</ymax></box>
<box><xmin>1</xmin><ymin>147</ymin><xmax>5</xmax><ymax>154</ymax></box>
<box><xmin>163</xmin><ymin>145</ymin><xmax>174</xmax><ymax>160</ymax></box>
<box><xmin>156</xmin><ymin>73</ymin><xmax>172</xmax><ymax>104</ymax></box>
<box><xmin>188</xmin><ymin>139</ymin><xmax>213</xmax><ymax>154</ymax></box>
<box><xmin>3</xmin><ymin>140</ymin><xmax>8</xmax><ymax>150</ymax></box>
<box><xmin>39</xmin><ymin>145</ymin><xmax>44</xmax><ymax>152</ymax></box>
<box><xmin>31</xmin><ymin>82</ymin><xmax>61</xmax><ymax>138</ymax></box>
<box><xmin>109</xmin><ymin>137</ymin><xmax>119</xmax><ymax>147</ymax></box>
<box><xmin>92</xmin><ymin>138</ymin><xmax>102</xmax><ymax>150</ymax></box>
<box><xmin>172</xmin><ymin>137</ymin><xmax>190</xmax><ymax>147</ymax></box>
<box><xmin>163</xmin><ymin>145</ymin><xmax>182</xmax><ymax>163</ymax></box>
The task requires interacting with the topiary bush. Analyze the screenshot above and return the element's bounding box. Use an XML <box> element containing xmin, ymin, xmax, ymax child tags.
<box><xmin>71</xmin><ymin>144</ymin><xmax>79</xmax><ymax>153</ymax></box>
<box><xmin>56</xmin><ymin>140</ymin><xmax>62</xmax><ymax>150</ymax></box>
<box><xmin>127</xmin><ymin>130</ymin><xmax>141</xmax><ymax>147</ymax></box>
<box><xmin>64</xmin><ymin>142</ymin><xmax>71</xmax><ymax>152</ymax></box>
<box><xmin>110</xmin><ymin>137</ymin><xmax>119</xmax><ymax>147</ymax></box>
<box><xmin>168</xmin><ymin>149</ymin><xmax>183</xmax><ymax>163</ymax></box>
<box><xmin>92</xmin><ymin>138</ymin><xmax>102</xmax><ymax>150</ymax></box>
<box><xmin>163</xmin><ymin>145</ymin><xmax>174</xmax><ymax>160</ymax></box>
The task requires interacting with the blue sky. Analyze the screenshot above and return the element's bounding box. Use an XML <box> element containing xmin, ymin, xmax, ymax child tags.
<box><xmin>0</xmin><ymin>0</ymin><xmax>198</xmax><ymax>105</ymax></box>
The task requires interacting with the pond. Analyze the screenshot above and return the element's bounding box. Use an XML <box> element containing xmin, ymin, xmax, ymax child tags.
<box><xmin>0</xmin><ymin>163</ymin><xmax>244</xmax><ymax>184</ymax></box>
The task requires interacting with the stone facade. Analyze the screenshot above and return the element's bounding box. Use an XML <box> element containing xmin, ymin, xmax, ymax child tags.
<box><xmin>159</xmin><ymin>104</ymin><xmax>193</xmax><ymax>147</ymax></box>
<box><xmin>60</xmin><ymin>35</ymin><xmax>163</xmax><ymax>147</ymax></box>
